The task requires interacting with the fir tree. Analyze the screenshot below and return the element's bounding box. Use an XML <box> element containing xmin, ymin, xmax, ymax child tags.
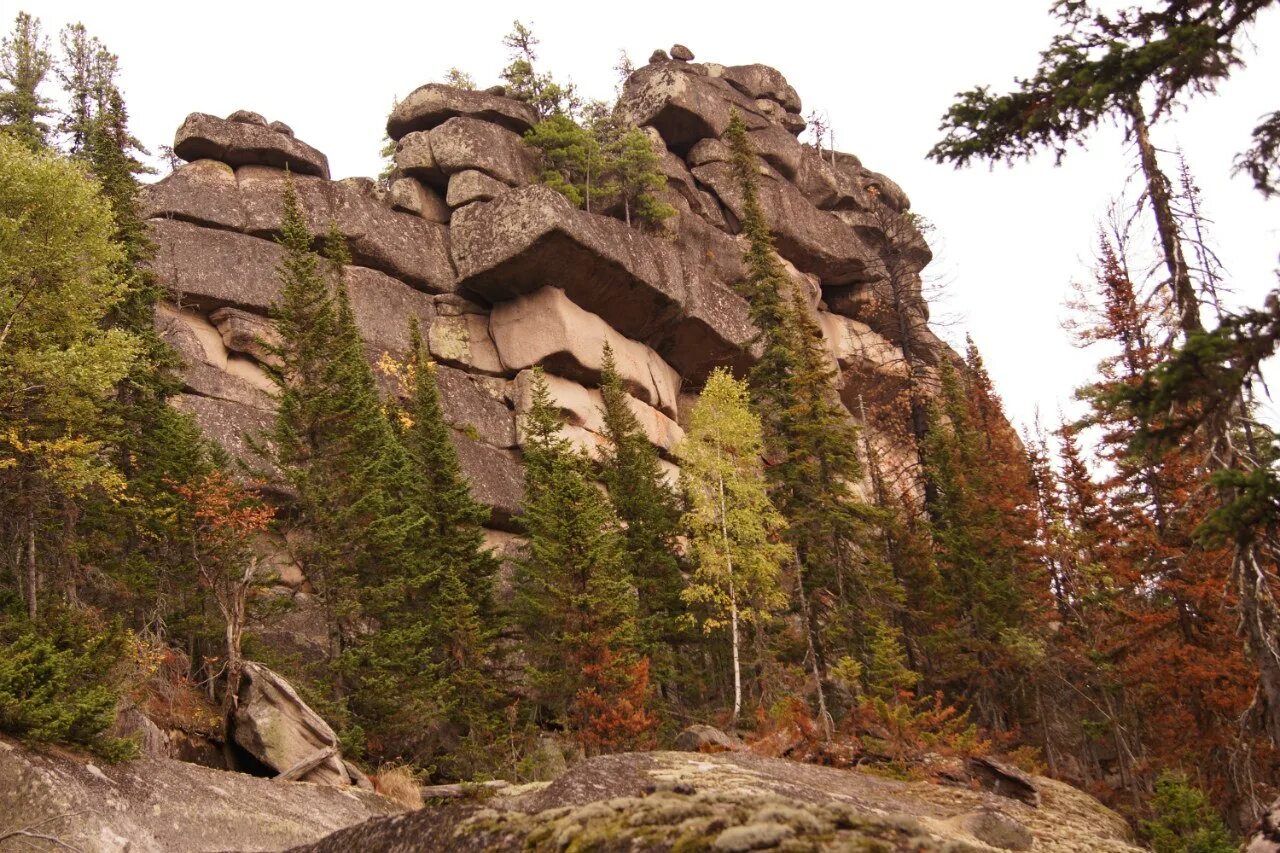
<box><xmin>677</xmin><ymin>369</ymin><xmax>789</xmax><ymax>725</ymax></box>
<box><xmin>512</xmin><ymin>368</ymin><xmax>642</xmax><ymax>735</ymax></box>
<box><xmin>596</xmin><ymin>343</ymin><xmax>685</xmax><ymax>692</ymax></box>
<box><xmin>608</xmin><ymin>127</ymin><xmax>674</xmax><ymax>227</ymax></box>
<box><xmin>0</xmin><ymin>12</ymin><xmax>52</xmax><ymax>150</ymax></box>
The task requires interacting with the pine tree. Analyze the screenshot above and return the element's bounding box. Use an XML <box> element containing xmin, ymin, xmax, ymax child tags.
<box><xmin>0</xmin><ymin>12</ymin><xmax>52</xmax><ymax>150</ymax></box>
<box><xmin>499</xmin><ymin>21</ymin><xmax>579</xmax><ymax>119</ymax></box>
<box><xmin>609</xmin><ymin>127</ymin><xmax>675</xmax><ymax>227</ymax></box>
<box><xmin>523</xmin><ymin>114</ymin><xmax>606</xmax><ymax>211</ymax></box>
<box><xmin>596</xmin><ymin>343</ymin><xmax>684</xmax><ymax>693</ymax></box>
<box><xmin>677</xmin><ymin>369</ymin><xmax>789</xmax><ymax>725</ymax></box>
<box><xmin>512</xmin><ymin>368</ymin><xmax>643</xmax><ymax>737</ymax></box>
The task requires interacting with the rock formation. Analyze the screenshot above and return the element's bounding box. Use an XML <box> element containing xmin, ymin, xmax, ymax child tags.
<box><xmin>142</xmin><ymin>52</ymin><xmax>948</xmax><ymax>591</ymax></box>
<box><xmin>291</xmin><ymin>750</ymin><xmax>1142</xmax><ymax>852</ymax></box>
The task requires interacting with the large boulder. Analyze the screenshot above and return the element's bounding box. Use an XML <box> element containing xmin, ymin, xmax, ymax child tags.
<box><xmin>174</xmin><ymin>112</ymin><xmax>329</xmax><ymax>178</ymax></box>
<box><xmin>387</xmin><ymin>83</ymin><xmax>539</xmax><ymax>139</ymax></box>
<box><xmin>387</xmin><ymin>175</ymin><xmax>450</xmax><ymax>223</ymax></box>
<box><xmin>452</xmin><ymin>186</ymin><xmax>687</xmax><ymax>344</ymax></box>
<box><xmin>428</xmin><ymin>117</ymin><xmax>537</xmax><ymax>186</ymax></box>
<box><xmin>292</xmin><ymin>751</ymin><xmax>1142</xmax><ymax>853</ymax></box>
<box><xmin>428</xmin><ymin>300</ymin><xmax>503</xmax><ymax>375</ymax></box>
<box><xmin>489</xmin><ymin>286</ymin><xmax>680</xmax><ymax>418</ymax></box>
<box><xmin>720</xmin><ymin>63</ymin><xmax>803</xmax><ymax>114</ymax></box>
<box><xmin>692</xmin><ymin>160</ymin><xmax>876</xmax><ymax>285</ymax></box>
<box><xmin>0</xmin><ymin>738</ymin><xmax>400</xmax><ymax>853</ymax></box>
<box><xmin>232</xmin><ymin>662</ymin><xmax>351</xmax><ymax>786</ymax></box>
<box><xmin>619</xmin><ymin>62</ymin><xmax>774</xmax><ymax>150</ymax></box>
<box><xmin>140</xmin><ymin>159</ymin><xmax>247</xmax><ymax>229</ymax></box>
<box><xmin>343</xmin><ymin>265</ymin><xmax>437</xmax><ymax>358</ymax></box>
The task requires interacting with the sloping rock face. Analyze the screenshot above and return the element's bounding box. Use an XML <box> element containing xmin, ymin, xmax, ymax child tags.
<box><xmin>145</xmin><ymin>55</ymin><xmax>962</xmax><ymax>610</ymax></box>
<box><xmin>0</xmin><ymin>737</ymin><xmax>400</xmax><ymax>853</ymax></box>
<box><xmin>291</xmin><ymin>751</ymin><xmax>1141</xmax><ymax>853</ymax></box>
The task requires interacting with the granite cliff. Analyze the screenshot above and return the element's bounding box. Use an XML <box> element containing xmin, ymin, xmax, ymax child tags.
<box><xmin>141</xmin><ymin>48</ymin><xmax>954</xmax><ymax>598</ymax></box>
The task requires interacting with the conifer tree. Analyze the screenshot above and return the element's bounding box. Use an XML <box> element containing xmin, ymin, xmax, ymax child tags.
<box><xmin>609</xmin><ymin>127</ymin><xmax>675</xmax><ymax>227</ymax></box>
<box><xmin>0</xmin><ymin>12</ymin><xmax>52</xmax><ymax>150</ymax></box>
<box><xmin>596</xmin><ymin>343</ymin><xmax>684</xmax><ymax>690</ymax></box>
<box><xmin>500</xmin><ymin>21</ymin><xmax>579</xmax><ymax>119</ymax></box>
<box><xmin>677</xmin><ymin>369</ymin><xmax>788</xmax><ymax>725</ymax></box>
<box><xmin>513</xmin><ymin>369</ymin><xmax>642</xmax><ymax>734</ymax></box>
<box><xmin>724</xmin><ymin>108</ymin><xmax>895</xmax><ymax>722</ymax></box>
<box><xmin>369</xmin><ymin>320</ymin><xmax>501</xmax><ymax>774</ymax></box>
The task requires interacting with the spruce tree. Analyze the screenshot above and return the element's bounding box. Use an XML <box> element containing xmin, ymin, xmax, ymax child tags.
<box><xmin>512</xmin><ymin>368</ymin><xmax>641</xmax><ymax>733</ymax></box>
<box><xmin>678</xmin><ymin>369</ymin><xmax>788</xmax><ymax>725</ymax></box>
<box><xmin>724</xmin><ymin>108</ymin><xmax>897</xmax><ymax>724</ymax></box>
<box><xmin>0</xmin><ymin>12</ymin><xmax>52</xmax><ymax>150</ymax></box>
<box><xmin>596</xmin><ymin>343</ymin><xmax>684</xmax><ymax>692</ymax></box>
<box><xmin>609</xmin><ymin>127</ymin><xmax>675</xmax><ymax>227</ymax></box>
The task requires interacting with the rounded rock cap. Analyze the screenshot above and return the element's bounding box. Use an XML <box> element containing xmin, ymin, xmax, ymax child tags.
<box><xmin>648</xmin><ymin>48</ymin><xmax>669</xmax><ymax>64</ymax></box>
<box><xmin>670</xmin><ymin>44</ymin><xmax>695</xmax><ymax>61</ymax></box>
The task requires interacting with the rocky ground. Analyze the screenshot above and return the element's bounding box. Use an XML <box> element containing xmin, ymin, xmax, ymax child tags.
<box><xmin>1</xmin><ymin>736</ymin><xmax>1144</xmax><ymax>852</ymax></box>
<box><xmin>290</xmin><ymin>751</ymin><xmax>1142</xmax><ymax>853</ymax></box>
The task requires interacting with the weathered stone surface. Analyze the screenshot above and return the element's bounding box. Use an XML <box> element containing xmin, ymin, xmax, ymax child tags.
<box><xmin>233</xmin><ymin>662</ymin><xmax>350</xmax><ymax>786</ymax></box>
<box><xmin>174</xmin><ymin>112</ymin><xmax>329</xmax><ymax>178</ymax></box>
<box><xmin>746</xmin><ymin>124</ymin><xmax>806</xmax><ymax>180</ymax></box>
<box><xmin>490</xmin><ymin>286</ymin><xmax>680</xmax><ymax>417</ymax></box>
<box><xmin>1249</xmin><ymin>795</ymin><xmax>1280</xmax><ymax>852</ymax></box>
<box><xmin>156</xmin><ymin>305</ymin><xmax>275</xmax><ymax>409</ymax></box>
<box><xmin>0</xmin><ymin>738</ymin><xmax>400</xmax><ymax>853</ymax></box>
<box><xmin>648</xmin><ymin>48</ymin><xmax>669</xmax><ymax>63</ymax></box>
<box><xmin>344</xmin><ymin>265</ymin><xmax>437</xmax><ymax>358</ymax></box>
<box><xmin>294</xmin><ymin>751</ymin><xmax>1141</xmax><ymax>853</ymax></box>
<box><xmin>693</xmin><ymin>160</ymin><xmax>875</xmax><ymax>285</ymax></box>
<box><xmin>452</xmin><ymin>432</ymin><xmax>523</xmax><ymax>531</ymax></box>
<box><xmin>446</xmin><ymin>169</ymin><xmax>509</xmax><ymax>207</ymax></box>
<box><xmin>620</xmin><ymin>62</ymin><xmax>773</xmax><ymax>150</ymax></box>
<box><xmin>150</xmin><ymin>219</ymin><xmax>283</xmax><ymax>311</ymax></box>
<box><xmin>227</xmin><ymin>109</ymin><xmax>268</xmax><ymax>127</ymax></box>
<box><xmin>650</xmin><ymin>132</ymin><xmax>729</xmax><ymax>230</ymax></box>
<box><xmin>238</xmin><ymin>167</ymin><xmax>456</xmax><ymax>294</ymax></box>
<box><xmin>171</xmin><ymin>393</ymin><xmax>274</xmax><ymax>474</ymax></box>
<box><xmin>388</xmin><ymin>175</ymin><xmax>450</xmax><ymax>223</ymax></box>
<box><xmin>387</xmin><ymin>83</ymin><xmax>538</xmax><ymax>139</ymax></box>
<box><xmin>512</xmin><ymin>369</ymin><xmax>683</xmax><ymax>457</ymax></box>
<box><xmin>452</xmin><ymin>186</ymin><xmax>686</xmax><ymax>344</ymax></box>
<box><xmin>250</xmin><ymin>593</ymin><xmax>331</xmax><ymax>669</ymax></box>
<box><xmin>210</xmin><ymin>306</ymin><xmax>282</xmax><ymax>365</ymax></box>
<box><xmin>670</xmin><ymin>44</ymin><xmax>695</xmax><ymax>61</ymax></box>
<box><xmin>392</xmin><ymin>130</ymin><xmax>440</xmax><ymax>184</ymax></box>
<box><xmin>141</xmin><ymin>159</ymin><xmax>246</xmax><ymax>230</ymax></box>
<box><xmin>674</xmin><ymin>724</ymin><xmax>740</xmax><ymax>752</ymax></box>
<box><xmin>429</xmin><ymin>311</ymin><xmax>503</xmax><ymax>375</ymax></box>
<box><xmin>435</xmin><ymin>364</ymin><xmax>516</xmax><ymax>448</ymax></box>
<box><xmin>858</xmin><ymin>166</ymin><xmax>912</xmax><ymax>212</ymax></box>
<box><xmin>429</xmin><ymin>117</ymin><xmax>536</xmax><ymax>186</ymax></box>
<box><xmin>720</xmin><ymin>63</ymin><xmax>802</xmax><ymax>113</ymax></box>
<box><xmin>686</xmin><ymin>136</ymin><xmax>732</xmax><ymax>168</ymax></box>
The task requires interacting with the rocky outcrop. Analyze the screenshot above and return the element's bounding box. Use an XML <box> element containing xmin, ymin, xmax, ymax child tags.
<box><xmin>174</xmin><ymin>112</ymin><xmax>330</xmax><ymax>179</ymax></box>
<box><xmin>147</xmin><ymin>53</ymin><xmax>962</xmax><ymax>635</ymax></box>
<box><xmin>292</xmin><ymin>750</ymin><xmax>1141</xmax><ymax>853</ymax></box>
<box><xmin>386</xmin><ymin>83</ymin><xmax>538</xmax><ymax>139</ymax></box>
<box><xmin>0</xmin><ymin>737</ymin><xmax>399</xmax><ymax>853</ymax></box>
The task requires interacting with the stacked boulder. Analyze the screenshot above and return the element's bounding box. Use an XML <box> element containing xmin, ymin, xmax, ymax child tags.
<box><xmin>143</xmin><ymin>48</ymin><xmax>950</xmax><ymax>600</ymax></box>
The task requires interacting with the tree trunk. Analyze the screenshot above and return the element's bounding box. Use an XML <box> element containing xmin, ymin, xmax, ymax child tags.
<box><xmin>1127</xmin><ymin>97</ymin><xmax>1202</xmax><ymax>336</ymax></box>
<box><xmin>719</xmin><ymin>473</ymin><xmax>742</xmax><ymax>726</ymax></box>
<box><xmin>24</xmin><ymin>504</ymin><xmax>37</xmax><ymax>621</ymax></box>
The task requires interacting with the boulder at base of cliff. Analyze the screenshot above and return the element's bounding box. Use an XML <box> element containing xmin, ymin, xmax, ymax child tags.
<box><xmin>231</xmin><ymin>661</ymin><xmax>352</xmax><ymax>786</ymax></box>
<box><xmin>292</xmin><ymin>750</ymin><xmax>1142</xmax><ymax>853</ymax></box>
<box><xmin>0</xmin><ymin>737</ymin><xmax>400</xmax><ymax>853</ymax></box>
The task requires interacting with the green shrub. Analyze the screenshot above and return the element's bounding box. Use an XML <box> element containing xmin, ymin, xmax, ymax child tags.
<box><xmin>0</xmin><ymin>609</ymin><xmax>139</xmax><ymax>761</ymax></box>
<box><xmin>1140</xmin><ymin>772</ymin><xmax>1237</xmax><ymax>853</ymax></box>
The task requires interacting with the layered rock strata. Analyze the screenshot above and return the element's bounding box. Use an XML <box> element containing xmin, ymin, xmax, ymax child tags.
<box><xmin>144</xmin><ymin>51</ymin><xmax>947</xmax><ymax>598</ymax></box>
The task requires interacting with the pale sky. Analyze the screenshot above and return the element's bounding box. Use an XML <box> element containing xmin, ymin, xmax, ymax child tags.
<box><xmin>19</xmin><ymin>0</ymin><xmax>1280</xmax><ymax>433</ymax></box>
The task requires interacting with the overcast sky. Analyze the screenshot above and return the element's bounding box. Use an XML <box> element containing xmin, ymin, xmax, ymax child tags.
<box><xmin>21</xmin><ymin>0</ymin><xmax>1280</xmax><ymax>434</ymax></box>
